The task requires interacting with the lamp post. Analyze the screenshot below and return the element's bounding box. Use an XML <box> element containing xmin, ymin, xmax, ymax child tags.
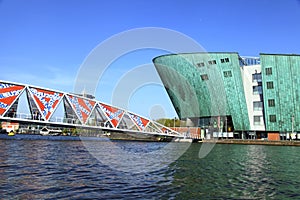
<box><xmin>292</xmin><ymin>115</ymin><xmax>294</xmax><ymax>140</ymax></box>
<box><xmin>174</xmin><ymin>117</ymin><xmax>176</xmax><ymax>128</ymax></box>
<box><xmin>225</xmin><ymin>117</ymin><xmax>228</xmax><ymax>139</ymax></box>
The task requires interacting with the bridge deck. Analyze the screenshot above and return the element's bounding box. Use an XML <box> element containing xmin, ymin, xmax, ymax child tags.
<box><xmin>0</xmin><ymin>80</ymin><xmax>184</xmax><ymax>138</ymax></box>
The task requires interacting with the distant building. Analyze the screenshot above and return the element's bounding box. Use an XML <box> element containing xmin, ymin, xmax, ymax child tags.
<box><xmin>153</xmin><ymin>52</ymin><xmax>300</xmax><ymax>140</ymax></box>
<box><xmin>1</xmin><ymin>122</ymin><xmax>19</xmax><ymax>133</ymax></box>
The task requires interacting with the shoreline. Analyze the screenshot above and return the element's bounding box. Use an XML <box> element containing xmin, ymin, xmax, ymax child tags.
<box><xmin>0</xmin><ymin>133</ymin><xmax>172</xmax><ymax>142</ymax></box>
<box><xmin>202</xmin><ymin>139</ymin><xmax>300</xmax><ymax>146</ymax></box>
<box><xmin>2</xmin><ymin>133</ymin><xmax>300</xmax><ymax>146</ymax></box>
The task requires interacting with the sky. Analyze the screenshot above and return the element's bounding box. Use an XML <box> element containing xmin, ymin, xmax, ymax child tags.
<box><xmin>0</xmin><ymin>0</ymin><xmax>300</xmax><ymax>119</ymax></box>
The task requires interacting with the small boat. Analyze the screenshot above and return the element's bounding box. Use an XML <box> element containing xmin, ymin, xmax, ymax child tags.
<box><xmin>40</xmin><ymin>127</ymin><xmax>62</xmax><ymax>136</ymax></box>
<box><xmin>174</xmin><ymin>137</ymin><xmax>193</xmax><ymax>143</ymax></box>
<box><xmin>8</xmin><ymin>131</ymin><xmax>15</xmax><ymax>136</ymax></box>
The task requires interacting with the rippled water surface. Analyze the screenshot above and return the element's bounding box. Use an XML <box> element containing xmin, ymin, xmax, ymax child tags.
<box><xmin>1</xmin><ymin>138</ymin><xmax>300</xmax><ymax>199</ymax></box>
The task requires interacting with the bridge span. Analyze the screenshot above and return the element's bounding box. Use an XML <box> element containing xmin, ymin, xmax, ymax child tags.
<box><xmin>0</xmin><ymin>80</ymin><xmax>183</xmax><ymax>138</ymax></box>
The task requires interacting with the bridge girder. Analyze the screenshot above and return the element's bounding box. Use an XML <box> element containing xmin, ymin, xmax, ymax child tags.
<box><xmin>0</xmin><ymin>80</ymin><xmax>182</xmax><ymax>137</ymax></box>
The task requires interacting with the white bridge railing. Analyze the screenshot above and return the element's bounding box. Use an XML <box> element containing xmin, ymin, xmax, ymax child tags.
<box><xmin>1</xmin><ymin>113</ymin><xmax>184</xmax><ymax>137</ymax></box>
<box><xmin>11</xmin><ymin>113</ymin><xmax>78</xmax><ymax>124</ymax></box>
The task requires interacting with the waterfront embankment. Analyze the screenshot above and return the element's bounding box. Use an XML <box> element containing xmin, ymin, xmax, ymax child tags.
<box><xmin>203</xmin><ymin>139</ymin><xmax>300</xmax><ymax>146</ymax></box>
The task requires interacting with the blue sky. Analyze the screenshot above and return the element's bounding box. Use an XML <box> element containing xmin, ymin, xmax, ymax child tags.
<box><xmin>1</xmin><ymin>0</ymin><xmax>300</xmax><ymax>119</ymax></box>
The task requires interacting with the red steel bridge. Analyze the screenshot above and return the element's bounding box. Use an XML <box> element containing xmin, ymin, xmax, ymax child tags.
<box><xmin>0</xmin><ymin>80</ymin><xmax>183</xmax><ymax>138</ymax></box>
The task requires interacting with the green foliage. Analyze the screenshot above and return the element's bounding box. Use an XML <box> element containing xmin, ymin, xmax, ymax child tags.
<box><xmin>156</xmin><ymin>118</ymin><xmax>181</xmax><ymax>127</ymax></box>
<box><xmin>71</xmin><ymin>128</ymin><xmax>78</xmax><ymax>136</ymax></box>
<box><xmin>62</xmin><ymin>128</ymin><xmax>69</xmax><ymax>134</ymax></box>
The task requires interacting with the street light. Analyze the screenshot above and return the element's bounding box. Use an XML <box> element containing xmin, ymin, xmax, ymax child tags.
<box><xmin>292</xmin><ymin>115</ymin><xmax>294</xmax><ymax>140</ymax></box>
<box><xmin>174</xmin><ymin>117</ymin><xmax>176</xmax><ymax>128</ymax></box>
<box><xmin>225</xmin><ymin>117</ymin><xmax>228</xmax><ymax>139</ymax></box>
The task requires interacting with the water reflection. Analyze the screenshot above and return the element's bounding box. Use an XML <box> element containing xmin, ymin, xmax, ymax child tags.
<box><xmin>0</xmin><ymin>140</ymin><xmax>300</xmax><ymax>199</ymax></box>
<box><xmin>169</xmin><ymin>144</ymin><xmax>300</xmax><ymax>199</ymax></box>
<box><xmin>82</xmin><ymin>139</ymin><xmax>191</xmax><ymax>174</ymax></box>
<box><xmin>0</xmin><ymin>140</ymin><xmax>176</xmax><ymax>199</ymax></box>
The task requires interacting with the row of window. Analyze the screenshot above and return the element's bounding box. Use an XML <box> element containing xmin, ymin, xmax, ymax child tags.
<box><xmin>254</xmin><ymin>115</ymin><xmax>277</xmax><ymax>124</ymax></box>
<box><xmin>253</xmin><ymin>99</ymin><xmax>275</xmax><ymax>108</ymax></box>
<box><xmin>254</xmin><ymin>115</ymin><xmax>285</xmax><ymax>124</ymax></box>
<box><xmin>256</xmin><ymin>115</ymin><xmax>276</xmax><ymax>123</ymax></box>
<box><xmin>200</xmin><ymin>72</ymin><xmax>274</xmax><ymax>90</ymax></box>
<box><xmin>253</xmin><ymin>99</ymin><xmax>277</xmax><ymax>109</ymax></box>
<box><xmin>252</xmin><ymin>72</ymin><xmax>275</xmax><ymax>89</ymax></box>
<box><xmin>253</xmin><ymin>71</ymin><xmax>273</xmax><ymax>86</ymax></box>
<box><xmin>201</xmin><ymin>73</ymin><xmax>275</xmax><ymax>82</ymax></box>
<box><xmin>252</xmin><ymin>82</ymin><xmax>274</xmax><ymax>94</ymax></box>
<box><xmin>200</xmin><ymin>72</ymin><xmax>273</xmax><ymax>87</ymax></box>
<box><xmin>198</xmin><ymin>65</ymin><xmax>272</xmax><ymax>79</ymax></box>
<box><xmin>200</xmin><ymin>70</ymin><xmax>232</xmax><ymax>81</ymax></box>
<box><xmin>196</xmin><ymin>58</ymin><xmax>230</xmax><ymax>68</ymax></box>
<box><xmin>254</xmin><ymin>100</ymin><xmax>276</xmax><ymax>122</ymax></box>
<box><xmin>200</xmin><ymin>69</ymin><xmax>274</xmax><ymax>82</ymax></box>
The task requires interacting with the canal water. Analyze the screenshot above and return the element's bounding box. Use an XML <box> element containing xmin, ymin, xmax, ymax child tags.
<box><xmin>0</xmin><ymin>138</ymin><xmax>300</xmax><ymax>199</ymax></box>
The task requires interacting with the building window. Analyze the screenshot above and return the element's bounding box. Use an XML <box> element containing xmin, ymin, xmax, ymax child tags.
<box><xmin>208</xmin><ymin>60</ymin><xmax>216</xmax><ymax>65</ymax></box>
<box><xmin>265</xmin><ymin>67</ymin><xmax>272</xmax><ymax>75</ymax></box>
<box><xmin>221</xmin><ymin>58</ymin><xmax>230</xmax><ymax>63</ymax></box>
<box><xmin>252</xmin><ymin>73</ymin><xmax>262</xmax><ymax>82</ymax></box>
<box><xmin>268</xmin><ymin>99</ymin><xmax>275</xmax><ymax>107</ymax></box>
<box><xmin>196</xmin><ymin>62</ymin><xmax>205</xmax><ymax>67</ymax></box>
<box><xmin>266</xmin><ymin>81</ymin><xmax>274</xmax><ymax>89</ymax></box>
<box><xmin>200</xmin><ymin>74</ymin><xmax>209</xmax><ymax>81</ymax></box>
<box><xmin>253</xmin><ymin>101</ymin><xmax>263</xmax><ymax>111</ymax></box>
<box><xmin>269</xmin><ymin>115</ymin><xmax>277</xmax><ymax>122</ymax></box>
<box><xmin>253</xmin><ymin>86</ymin><xmax>262</xmax><ymax>95</ymax></box>
<box><xmin>223</xmin><ymin>70</ymin><xmax>232</xmax><ymax>78</ymax></box>
<box><xmin>254</xmin><ymin>116</ymin><xmax>262</xmax><ymax>125</ymax></box>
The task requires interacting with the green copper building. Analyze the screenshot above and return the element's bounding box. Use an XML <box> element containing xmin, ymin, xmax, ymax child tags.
<box><xmin>153</xmin><ymin>52</ymin><xmax>300</xmax><ymax>140</ymax></box>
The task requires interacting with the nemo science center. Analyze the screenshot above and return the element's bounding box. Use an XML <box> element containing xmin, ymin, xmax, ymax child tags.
<box><xmin>153</xmin><ymin>52</ymin><xmax>300</xmax><ymax>141</ymax></box>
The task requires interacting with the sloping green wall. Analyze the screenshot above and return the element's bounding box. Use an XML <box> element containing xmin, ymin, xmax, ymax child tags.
<box><xmin>261</xmin><ymin>54</ymin><xmax>300</xmax><ymax>132</ymax></box>
<box><xmin>153</xmin><ymin>52</ymin><xmax>250</xmax><ymax>131</ymax></box>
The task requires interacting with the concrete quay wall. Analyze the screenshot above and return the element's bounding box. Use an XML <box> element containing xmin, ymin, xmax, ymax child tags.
<box><xmin>203</xmin><ymin>139</ymin><xmax>300</xmax><ymax>146</ymax></box>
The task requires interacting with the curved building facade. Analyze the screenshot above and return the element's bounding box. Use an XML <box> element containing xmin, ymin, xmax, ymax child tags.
<box><xmin>153</xmin><ymin>52</ymin><xmax>300</xmax><ymax>139</ymax></box>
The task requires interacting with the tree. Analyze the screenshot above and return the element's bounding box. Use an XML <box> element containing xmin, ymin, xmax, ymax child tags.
<box><xmin>155</xmin><ymin>118</ymin><xmax>182</xmax><ymax>127</ymax></box>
